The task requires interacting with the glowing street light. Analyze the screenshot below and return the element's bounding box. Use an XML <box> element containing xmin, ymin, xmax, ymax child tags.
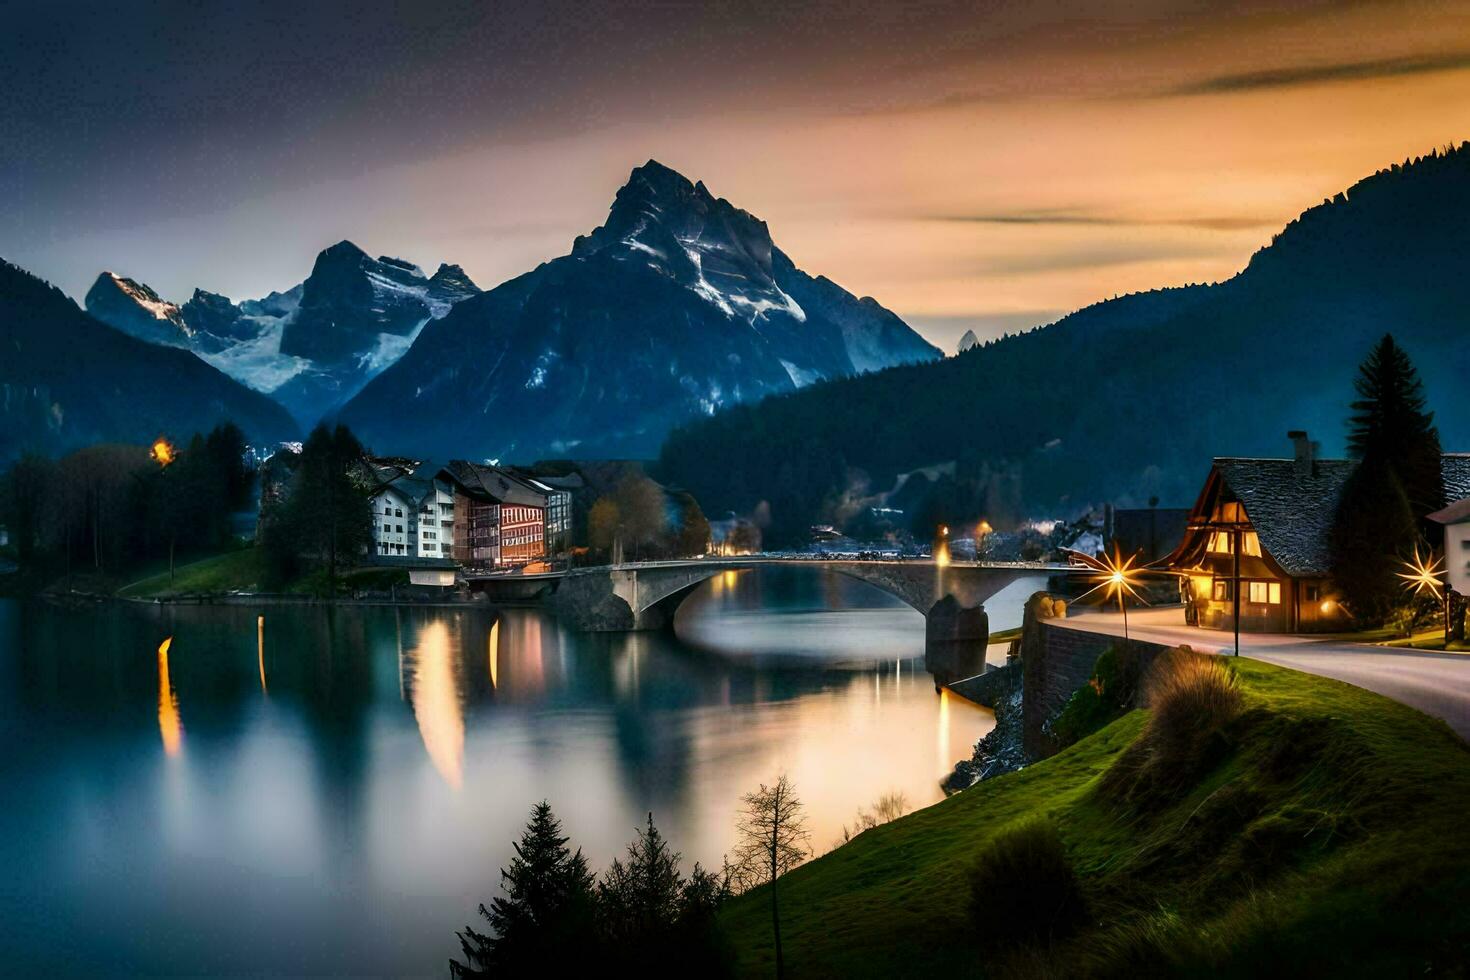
<box><xmin>151</xmin><ymin>436</ymin><xmax>179</xmax><ymax>585</ymax></box>
<box><xmin>1070</xmin><ymin>546</ymin><xmax>1147</xmax><ymax>645</ymax></box>
<box><xmin>150</xmin><ymin>436</ymin><xmax>176</xmax><ymax>468</ymax></box>
<box><xmin>1398</xmin><ymin>547</ymin><xmax>1449</xmax><ymax>646</ymax></box>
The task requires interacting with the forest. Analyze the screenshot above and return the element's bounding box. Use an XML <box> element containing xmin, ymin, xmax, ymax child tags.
<box><xmin>657</xmin><ymin>144</ymin><xmax>1470</xmax><ymax>546</ymax></box>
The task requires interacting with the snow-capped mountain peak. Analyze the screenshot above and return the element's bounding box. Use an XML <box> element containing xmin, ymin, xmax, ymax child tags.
<box><xmin>84</xmin><ymin>272</ymin><xmax>192</xmax><ymax>347</ymax></box>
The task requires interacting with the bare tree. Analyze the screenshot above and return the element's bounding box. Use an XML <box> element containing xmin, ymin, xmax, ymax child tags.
<box><xmin>732</xmin><ymin>774</ymin><xmax>811</xmax><ymax>978</ymax></box>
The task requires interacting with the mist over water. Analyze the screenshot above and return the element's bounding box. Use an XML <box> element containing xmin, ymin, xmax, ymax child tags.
<box><xmin>0</xmin><ymin>567</ymin><xmax>1037</xmax><ymax>975</ymax></box>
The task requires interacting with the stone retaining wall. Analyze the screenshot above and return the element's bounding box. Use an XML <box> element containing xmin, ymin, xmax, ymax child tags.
<box><xmin>1021</xmin><ymin>606</ymin><xmax>1173</xmax><ymax>759</ymax></box>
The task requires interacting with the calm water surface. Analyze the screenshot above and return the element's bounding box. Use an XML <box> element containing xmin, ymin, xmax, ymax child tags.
<box><xmin>0</xmin><ymin>568</ymin><xmax>1041</xmax><ymax>976</ymax></box>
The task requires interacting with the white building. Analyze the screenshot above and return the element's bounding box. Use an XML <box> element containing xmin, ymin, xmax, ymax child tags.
<box><xmin>1429</xmin><ymin>497</ymin><xmax>1470</xmax><ymax>597</ymax></box>
<box><xmin>368</xmin><ymin>462</ymin><xmax>455</xmax><ymax>560</ymax></box>
<box><xmin>370</xmin><ymin>483</ymin><xmax>417</xmax><ymax>557</ymax></box>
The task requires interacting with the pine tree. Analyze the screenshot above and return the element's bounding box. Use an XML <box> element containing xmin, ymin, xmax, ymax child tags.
<box><xmin>1345</xmin><ymin>334</ymin><xmax>1444</xmax><ymax>518</ymax></box>
<box><xmin>451</xmin><ymin>802</ymin><xmax>598</xmax><ymax>978</ymax></box>
<box><xmin>1331</xmin><ymin>335</ymin><xmax>1443</xmax><ymax>624</ymax></box>
<box><xmin>597</xmin><ymin>813</ymin><xmax>686</xmax><ymax>962</ymax></box>
<box><xmin>1329</xmin><ymin>463</ymin><xmax>1418</xmax><ymax>625</ymax></box>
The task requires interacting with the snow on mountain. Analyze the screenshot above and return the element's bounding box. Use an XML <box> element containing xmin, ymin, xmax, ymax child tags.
<box><xmin>957</xmin><ymin>329</ymin><xmax>979</xmax><ymax>353</ymax></box>
<box><xmin>84</xmin><ymin>272</ymin><xmax>193</xmax><ymax>347</ymax></box>
<box><xmin>82</xmin><ymin>243</ymin><xmax>480</xmax><ymax>426</ymax></box>
<box><xmin>338</xmin><ymin>159</ymin><xmax>942</xmax><ymax>461</ymax></box>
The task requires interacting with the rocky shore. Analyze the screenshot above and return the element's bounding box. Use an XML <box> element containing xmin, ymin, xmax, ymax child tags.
<box><xmin>942</xmin><ymin>681</ymin><xmax>1026</xmax><ymax>793</ymax></box>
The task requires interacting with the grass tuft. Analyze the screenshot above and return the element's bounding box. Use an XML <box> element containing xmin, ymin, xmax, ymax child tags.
<box><xmin>966</xmin><ymin>818</ymin><xmax>1088</xmax><ymax>952</ymax></box>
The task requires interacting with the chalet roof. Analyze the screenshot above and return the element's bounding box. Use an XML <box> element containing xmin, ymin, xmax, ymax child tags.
<box><xmin>1211</xmin><ymin>454</ymin><xmax>1470</xmax><ymax>576</ymax></box>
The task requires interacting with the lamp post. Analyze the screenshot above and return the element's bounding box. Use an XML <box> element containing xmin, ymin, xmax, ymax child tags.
<box><xmin>150</xmin><ymin>437</ymin><xmax>177</xmax><ymax>587</ymax></box>
<box><xmin>1070</xmin><ymin>546</ymin><xmax>1145</xmax><ymax>648</ymax></box>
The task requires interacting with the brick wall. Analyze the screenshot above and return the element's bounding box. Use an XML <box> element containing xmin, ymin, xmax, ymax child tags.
<box><xmin>1022</xmin><ymin>620</ymin><xmax>1171</xmax><ymax>759</ymax></box>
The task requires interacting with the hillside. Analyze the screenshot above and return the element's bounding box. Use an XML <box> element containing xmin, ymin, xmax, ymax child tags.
<box><xmin>0</xmin><ymin>260</ymin><xmax>299</xmax><ymax>459</ymax></box>
<box><xmin>720</xmin><ymin>657</ymin><xmax>1470</xmax><ymax>976</ymax></box>
<box><xmin>337</xmin><ymin>160</ymin><xmax>940</xmax><ymax>460</ymax></box>
<box><xmin>658</xmin><ymin>144</ymin><xmax>1470</xmax><ymax>544</ymax></box>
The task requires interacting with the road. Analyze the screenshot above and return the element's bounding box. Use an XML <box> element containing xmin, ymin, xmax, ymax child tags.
<box><xmin>1063</xmin><ymin>606</ymin><xmax>1470</xmax><ymax>740</ymax></box>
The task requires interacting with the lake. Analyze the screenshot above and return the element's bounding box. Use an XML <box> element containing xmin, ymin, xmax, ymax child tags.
<box><xmin>0</xmin><ymin>567</ymin><xmax>1044</xmax><ymax>976</ymax></box>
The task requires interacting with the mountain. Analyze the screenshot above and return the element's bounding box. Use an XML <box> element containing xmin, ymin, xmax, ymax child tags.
<box><xmin>83</xmin><ymin>272</ymin><xmax>192</xmax><ymax>348</ymax></box>
<box><xmin>0</xmin><ymin>259</ymin><xmax>298</xmax><ymax>460</ymax></box>
<box><xmin>655</xmin><ymin>143</ymin><xmax>1470</xmax><ymax>545</ymax></box>
<box><xmin>84</xmin><ymin>243</ymin><xmax>481</xmax><ymax>426</ymax></box>
<box><xmin>956</xmin><ymin>330</ymin><xmax>978</xmax><ymax>354</ymax></box>
<box><xmin>338</xmin><ymin>160</ymin><xmax>940</xmax><ymax>459</ymax></box>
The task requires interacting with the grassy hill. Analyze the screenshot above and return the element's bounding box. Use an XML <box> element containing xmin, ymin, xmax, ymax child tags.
<box><xmin>719</xmin><ymin>657</ymin><xmax>1470</xmax><ymax>977</ymax></box>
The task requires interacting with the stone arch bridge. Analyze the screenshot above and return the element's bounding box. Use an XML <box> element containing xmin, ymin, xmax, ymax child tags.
<box><xmin>466</xmin><ymin>558</ymin><xmax>1069</xmax><ymax>683</ymax></box>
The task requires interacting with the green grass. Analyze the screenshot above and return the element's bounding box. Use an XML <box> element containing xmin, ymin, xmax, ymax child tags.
<box><xmin>118</xmin><ymin>548</ymin><xmax>266</xmax><ymax>597</ymax></box>
<box><xmin>719</xmin><ymin>658</ymin><xmax>1470</xmax><ymax>977</ymax></box>
<box><xmin>118</xmin><ymin>549</ymin><xmax>409</xmax><ymax>598</ymax></box>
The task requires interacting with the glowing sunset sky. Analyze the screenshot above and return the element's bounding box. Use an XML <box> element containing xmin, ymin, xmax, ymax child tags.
<box><xmin>4</xmin><ymin>0</ymin><xmax>1470</xmax><ymax>350</ymax></box>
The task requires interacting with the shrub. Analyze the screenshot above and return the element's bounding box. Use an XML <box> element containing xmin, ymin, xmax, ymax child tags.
<box><xmin>1101</xmin><ymin>648</ymin><xmax>1243</xmax><ymax>804</ymax></box>
<box><xmin>967</xmin><ymin>819</ymin><xmax>1088</xmax><ymax>950</ymax></box>
<box><xmin>1143</xmin><ymin>649</ymin><xmax>1242</xmax><ymax>757</ymax></box>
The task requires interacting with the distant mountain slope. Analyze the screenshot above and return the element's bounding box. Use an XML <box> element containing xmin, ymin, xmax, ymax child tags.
<box><xmin>656</xmin><ymin>143</ymin><xmax>1470</xmax><ymax>544</ymax></box>
<box><xmin>338</xmin><ymin>160</ymin><xmax>940</xmax><ymax>459</ymax></box>
<box><xmin>84</xmin><ymin>243</ymin><xmax>481</xmax><ymax>426</ymax></box>
<box><xmin>0</xmin><ymin>260</ymin><xmax>298</xmax><ymax>459</ymax></box>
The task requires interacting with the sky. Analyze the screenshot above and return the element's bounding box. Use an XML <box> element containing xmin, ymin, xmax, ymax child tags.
<box><xmin>3</xmin><ymin>0</ymin><xmax>1470</xmax><ymax>352</ymax></box>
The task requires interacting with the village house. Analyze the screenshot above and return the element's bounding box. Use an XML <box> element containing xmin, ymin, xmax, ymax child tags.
<box><xmin>1166</xmin><ymin>431</ymin><xmax>1470</xmax><ymax>633</ymax></box>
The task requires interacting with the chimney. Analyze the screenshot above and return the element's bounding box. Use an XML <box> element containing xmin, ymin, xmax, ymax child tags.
<box><xmin>1287</xmin><ymin>430</ymin><xmax>1318</xmax><ymax>480</ymax></box>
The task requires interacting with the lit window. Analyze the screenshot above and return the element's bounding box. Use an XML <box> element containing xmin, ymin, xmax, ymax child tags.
<box><xmin>1208</xmin><ymin>531</ymin><xmax>1233</xmax><ymax>554</ymax></box>
<box><xmin>1213</xmin><ymin>579</ymin><xmax>1232</xmax><ymax>601</ymax></box>
<box><xmin>1242</xmin><ymin>532</ymin><xmax>1262</xmax><ymax>557</ymax></box>
<box><xmin>1248</xmin><ymin>581</ymin><xmax>1281</xmax><ymax>604</ymax></box>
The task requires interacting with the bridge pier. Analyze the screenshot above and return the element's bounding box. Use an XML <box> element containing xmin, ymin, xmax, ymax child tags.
<box><xmin>924</xmin><ymin>595</ymin><xmax>990</xmax><ymax>687</ymax></box>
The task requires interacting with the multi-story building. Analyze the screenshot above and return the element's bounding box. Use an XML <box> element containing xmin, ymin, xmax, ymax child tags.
<box><xmin>438</xmin><ymin>461</ymin><xmax>577</xmax><ymax>568</ymax></box>
<box><xmin>367</xmin><ymin>460</ymin><xmax>455</xmax><ymax>560</ymax></box>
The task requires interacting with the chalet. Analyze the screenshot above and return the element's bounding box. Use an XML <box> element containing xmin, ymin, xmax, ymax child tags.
<box><xmin>1166</xmin><ymin>432</ymin><xmax>1470</xmax><ymax>633</ymax></box>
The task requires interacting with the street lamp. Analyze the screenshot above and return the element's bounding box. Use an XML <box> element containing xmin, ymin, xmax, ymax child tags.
<box><xmin>151</xmin><ymin>436</ymin><xmax>177</xmax><ymax>586</ymax></box>
<box><xmin>1398</xmin><ymin>547</ymin><xmax>1448</xmax><ymax>648</ymax></box>
<box><xmin>1070</xmin><ymin>546</ymin><xmax>1146</xmax><ymax>646</ymax></box>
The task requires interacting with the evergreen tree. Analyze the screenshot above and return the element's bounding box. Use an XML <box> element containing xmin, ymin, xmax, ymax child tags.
<box><xmin>1329</xmin><ymin>463</ymin><xmax>1418</xmax><ymax>625</ymax></box>
<box><xmin>451</xmin><ymin>802</ymin><xmax>598</xmax><ymax>978</ymax></box>
<box><xmin>261</xmin><ymin>424</ymin><xmax>371</xmax><ymax>593</ymax></box>
<box><xmin>1331</xmin><ymin>335</ymin><xmax>1443</xmax><ymax>624</ymax></box>
<box><xmin>598</xmin><ymin>813</ymin><xmax>686</xmax><ymax>961</ymax></box>
<box><xmin>1345</xmin><ymin>334</ymin><xmax>1444</xmax><ymax>518</ymax></box>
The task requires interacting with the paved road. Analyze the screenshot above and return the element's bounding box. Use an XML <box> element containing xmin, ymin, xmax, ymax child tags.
<box><xmin>1063</xmin><ymin>607</ymin><xmax>1470</xmax><ymax>740</ymax></box>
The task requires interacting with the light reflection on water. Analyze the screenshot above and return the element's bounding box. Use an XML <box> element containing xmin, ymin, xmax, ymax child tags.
<box><xmin>0</xmin><ymin>567</ymin><xmax>1042</xmax><ymax>976</ymax></box>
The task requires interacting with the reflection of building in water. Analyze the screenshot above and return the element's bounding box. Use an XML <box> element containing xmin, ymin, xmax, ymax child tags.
<box><xmin>404</xmin><ymin>620</ymin><xmax>465</xmax><ymax>789</ymax></box>
<box><xmin>487</xmin><ymin>619</ymin><xmax>499</xmax><ymax>690</ymax></box>
<box><xmin>157</xmin><ymin>636</ymin><xmax>182</xmax><ymax>757</ymax></box>
<box><xmin>257</xmin><ymin>615</ymin><xmax>268</xmax><ymax>695</ymax></box>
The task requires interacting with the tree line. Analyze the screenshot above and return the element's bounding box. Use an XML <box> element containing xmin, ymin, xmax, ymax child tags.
<box><xmin>1</xmin><ymin>422</ymin><xmax>254</xmax><ymax>578</ymax></box>
<box><xmin>656</xmin><ymin>143</ymin><xmax>1470</xmax><ymax>546</ymax></box>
